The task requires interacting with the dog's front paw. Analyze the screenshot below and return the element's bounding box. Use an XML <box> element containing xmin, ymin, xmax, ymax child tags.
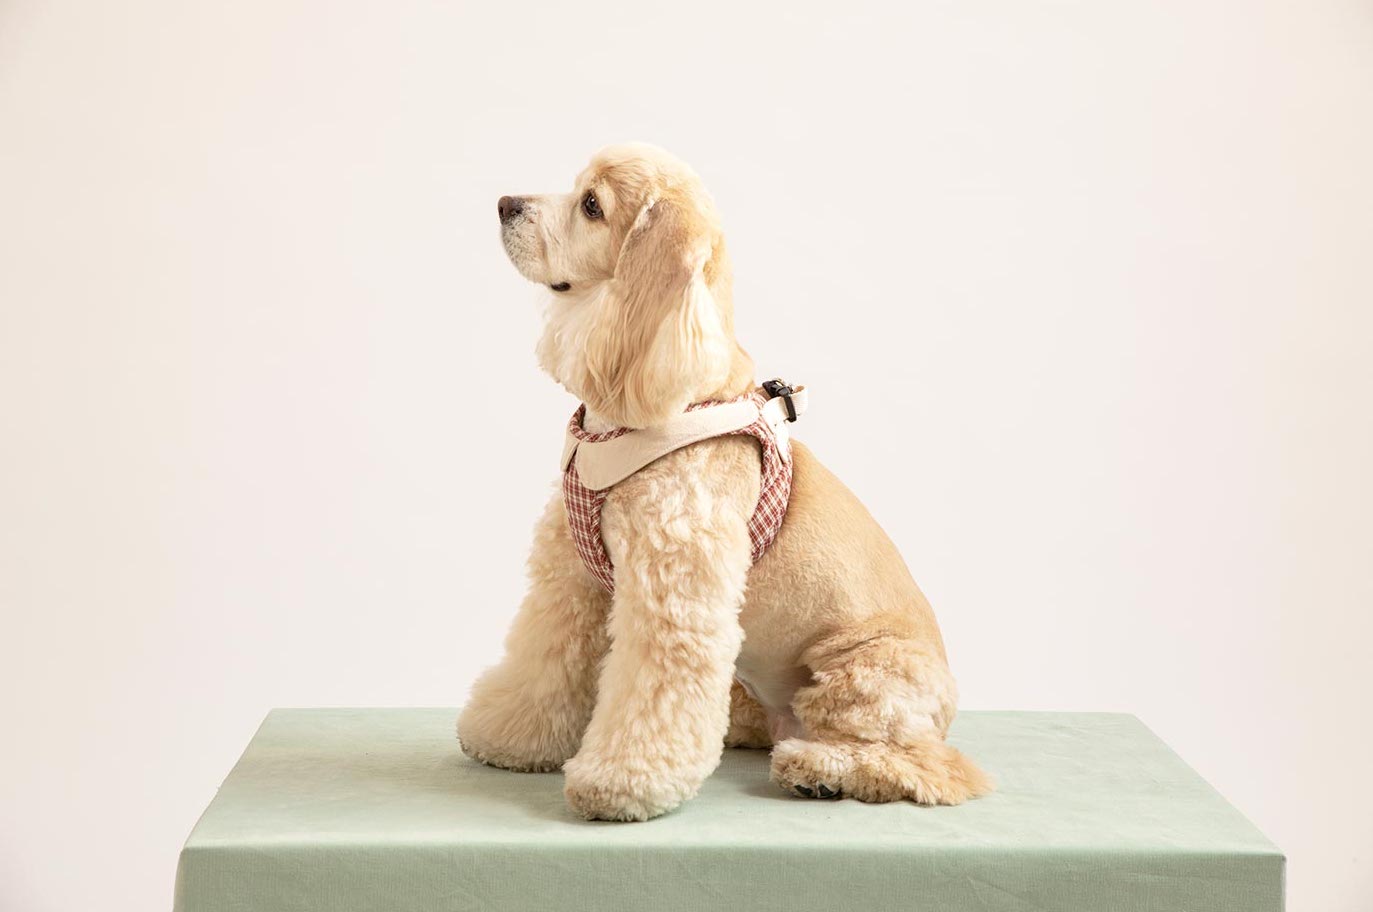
<box><xmin>456</xmin><ymin>701</ymin><xmax>572</xmax><ymax>773</ymax></box>
<box><xmin>562</xmin><ymin>751</ymin><xmax>700</xmax><ymax>822</ymax></box>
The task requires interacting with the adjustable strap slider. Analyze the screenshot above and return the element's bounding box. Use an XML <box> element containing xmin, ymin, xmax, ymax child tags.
<box><xmin>762</xmin><ymin>378</ymin><xmax>799</xmax><ymax>423</ymax></box>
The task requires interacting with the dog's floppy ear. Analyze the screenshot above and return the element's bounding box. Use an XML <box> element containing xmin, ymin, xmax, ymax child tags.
<box><xmin>580</xmin><ymin>195</ymin><xmax>730</xmax><ymax>428</ymax></box>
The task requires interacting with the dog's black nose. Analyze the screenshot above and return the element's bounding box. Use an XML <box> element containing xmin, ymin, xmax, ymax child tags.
<box><xmin>497</xmin><ymin>195</ymin><xmax>524</xmax><ymax>223</ymax></box>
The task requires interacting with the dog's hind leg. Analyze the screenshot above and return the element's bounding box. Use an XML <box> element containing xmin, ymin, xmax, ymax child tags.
<box><xmin>770</xmin><ymin>622</ymin><xmax>993</xmax><ymax>804</ymax></box>
<box><xmin>457</xmin><ymin>495</ymin><xmax>612</xmax><ymax>772</ymax></box>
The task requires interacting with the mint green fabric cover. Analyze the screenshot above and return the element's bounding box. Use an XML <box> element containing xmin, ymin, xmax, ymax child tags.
<box><xmin>174</xmin><ymin>709</ymin><xmax>1282</xmax><ymax>912</ymax></box>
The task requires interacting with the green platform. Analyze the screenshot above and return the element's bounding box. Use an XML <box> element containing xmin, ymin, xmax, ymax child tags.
<box><xmin>174</xmin><ymin>709</ymin><xmax>1283</xmax><ymax>912</ymax></box>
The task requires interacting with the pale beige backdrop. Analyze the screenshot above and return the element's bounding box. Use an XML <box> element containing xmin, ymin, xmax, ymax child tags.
<box><xmin>2</xmin><ymin>1</ymin><xmax>1371</xmax><ymax>910</ymax></box>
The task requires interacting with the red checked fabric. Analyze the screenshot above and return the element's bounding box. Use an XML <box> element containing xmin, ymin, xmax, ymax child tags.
<box><xmin>562</xmin><ymin>389</ymin><xmax>793</xmax><ymax>594</ymax></box>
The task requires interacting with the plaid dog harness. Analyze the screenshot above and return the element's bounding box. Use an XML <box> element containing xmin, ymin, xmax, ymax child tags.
<box><xmin>560</xmin><ymin>381</ymin><xmax>808</xmax><ymax>594</ymax></box>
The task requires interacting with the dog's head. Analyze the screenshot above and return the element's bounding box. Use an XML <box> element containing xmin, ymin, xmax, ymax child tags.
<box><xmin>498</xmin><ymin>143</ymin><xmax>750</xmax><ymax>428</ymax></box>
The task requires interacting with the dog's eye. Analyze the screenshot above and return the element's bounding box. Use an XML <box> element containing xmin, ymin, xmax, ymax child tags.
<box><xmin>582</xmin><ymin>192</ymin><xmax>603</xmax><ymax>220</ymax></box>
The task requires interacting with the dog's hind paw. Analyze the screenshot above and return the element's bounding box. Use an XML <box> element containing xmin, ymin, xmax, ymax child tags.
<box><xmin>771</xmin><ymin>737</ymin><xmax>992</xmax><ymax>806</ymax></box>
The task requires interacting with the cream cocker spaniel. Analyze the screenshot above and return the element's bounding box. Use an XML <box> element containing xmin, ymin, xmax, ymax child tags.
<box><xmin>457</xmin><ymin>143</ymin><xmax>990</xmax><ymax>821</ymax></box>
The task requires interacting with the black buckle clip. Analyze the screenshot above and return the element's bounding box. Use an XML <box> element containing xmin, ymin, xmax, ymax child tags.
<box><xmin>762</xmin><ymin>378</ymin><xmax>798</xmax><ymax>423</ymax></box>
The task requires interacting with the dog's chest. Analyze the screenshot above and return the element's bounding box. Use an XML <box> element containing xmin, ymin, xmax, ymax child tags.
<box><xmin>562</xmin><ymin>389</ymin><xmax>798</xmax><ymax>596</ymax></box>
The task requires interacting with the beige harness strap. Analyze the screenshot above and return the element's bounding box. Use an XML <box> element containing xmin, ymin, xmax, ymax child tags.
<box><xmin>561</xmin><ymin>385</ymin><xmax>809</xmax><ymax>492</ymax></box>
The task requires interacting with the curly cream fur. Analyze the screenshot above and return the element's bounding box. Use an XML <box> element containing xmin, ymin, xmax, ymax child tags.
<box><xmin>458</xmin><ymin>143</ymin><xmax>991</xmax><ymax>820</ymax></box>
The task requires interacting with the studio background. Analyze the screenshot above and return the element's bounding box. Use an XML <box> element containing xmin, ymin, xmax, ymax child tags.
<box><xmin>2</xmin><ymin>1</ymin><xmax>1370</xmax><ymax>910</ymax></box>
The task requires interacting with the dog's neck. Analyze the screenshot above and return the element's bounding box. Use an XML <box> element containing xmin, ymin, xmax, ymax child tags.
<box><xmin>581</xmin><ymin>344</ymin><xmax>756</xmax><ymax>433</ymax></box>
<box><xmin>580</xmin><ymin>408</ymin><xmax>624</xmax><ymax>434</ymax></box>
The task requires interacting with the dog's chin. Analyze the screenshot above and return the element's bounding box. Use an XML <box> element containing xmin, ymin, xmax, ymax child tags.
<box><xmin>507</xmin><ymin>257</ymin><xmax>595</xmax><ymax>296</ymax></box>
<box><xmin>500</xmin><ymin>231</ymin><xmax>549</xmax><ymax>286</ymax></box>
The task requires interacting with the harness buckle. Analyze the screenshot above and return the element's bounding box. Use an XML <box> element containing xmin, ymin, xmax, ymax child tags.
<box><xmin>762</xmin><ymin>378</ymin><xmax>798</xmax><ymax>423</ymax></box>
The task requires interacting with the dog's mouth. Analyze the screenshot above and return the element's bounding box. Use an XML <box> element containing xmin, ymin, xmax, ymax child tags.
<box><xmin>550</xmin><ymin>282</ymin><xmax>571</xmax><ymax>292</ymax></box>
